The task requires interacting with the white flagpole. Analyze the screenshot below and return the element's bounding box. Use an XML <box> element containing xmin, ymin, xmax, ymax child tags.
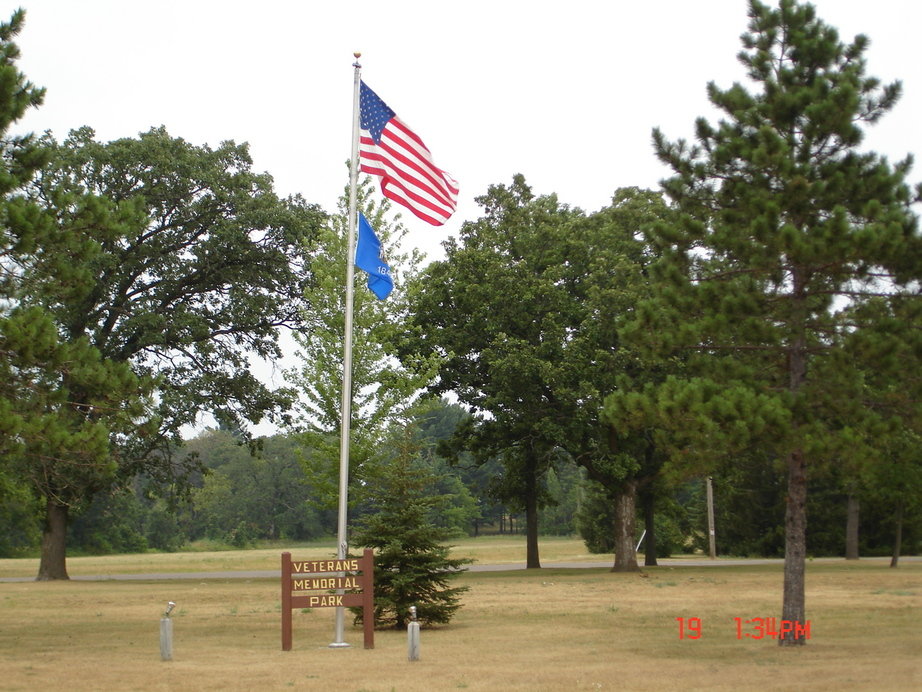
<box><xmin>331</xmin><ymin>53</ymin><xmax>362</xmax><ymax>649</ymax></box>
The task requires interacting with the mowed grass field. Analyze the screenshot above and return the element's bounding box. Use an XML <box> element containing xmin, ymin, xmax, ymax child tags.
<box><xmin>0</xmin><ymin>536</ymin><xmax>603</xmax><ymax>579</ymax></box>
<box><xmin>1</xmin><ymin>538</ymin><xmax>919</xmax><ymax>691</ymax></box>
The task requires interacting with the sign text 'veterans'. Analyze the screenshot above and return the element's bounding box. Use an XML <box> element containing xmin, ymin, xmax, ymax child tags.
<box><xmin>281</xmin><ymin>549</ymin><xmax>374</xmax><ymax>650</ymax></box>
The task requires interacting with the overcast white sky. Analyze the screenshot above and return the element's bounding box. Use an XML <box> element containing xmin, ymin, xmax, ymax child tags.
<box><xmin>5</xmin><ymin>0</ymin><xmax>921</xmax><ymax>434</ymax></box>
<box><xmin>7</xmin><ymin>1</ymin><xmax>921</xmax><ymax>253</ymax></box>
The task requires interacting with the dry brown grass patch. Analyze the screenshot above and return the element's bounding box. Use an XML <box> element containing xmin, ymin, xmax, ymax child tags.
<box><xmin>1</xmin><ymin>560</ymin><xmax>919</xmax><ymax>690</ymax></box>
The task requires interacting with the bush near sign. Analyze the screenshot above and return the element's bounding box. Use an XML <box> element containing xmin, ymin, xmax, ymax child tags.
<box><xmin>281</xmin><ymin>549</ymin><xmax>375</xmax><ymax>650</ymax></box>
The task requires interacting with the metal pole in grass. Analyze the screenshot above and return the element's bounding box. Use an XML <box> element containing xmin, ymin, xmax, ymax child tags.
<box><xmin>160</xmin><ymin>601</ymin><xmax>175</xmax><ymax>661</ymax></box>
<box><xmin>706</xmin><ymin>476</ymin><xmax>717</xmax><ymax>559</ymax></box>
<box><xmin>635</xmin><ymin>529</ymin><xmax>647</xmax><ymax>554</ymax></box>
<box><xmin>331</xmin><ymin>51</ymin><xmax>363</xmax><ymax>650</ymax></box>
<box><xmin>407</xmin><ymin>606</ymin><xmax>420</xmax><ymax>662</ymax></box>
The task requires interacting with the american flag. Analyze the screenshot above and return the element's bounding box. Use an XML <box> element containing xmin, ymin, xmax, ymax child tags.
<box><xmin>359</xmin><ymin>81</ymin><xmax>459</xmax><ymax>226</ymax></box>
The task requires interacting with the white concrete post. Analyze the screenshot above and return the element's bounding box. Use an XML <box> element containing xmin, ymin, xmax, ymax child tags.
<box><xmin>160</xmin><ymin>601</ymin><xmax>175</xmax><ymax>661</ymax></box>
<box><xmin>407</xmin><ymin>605</ymin><xmax>420</xmax><ymax>662</ymax></box>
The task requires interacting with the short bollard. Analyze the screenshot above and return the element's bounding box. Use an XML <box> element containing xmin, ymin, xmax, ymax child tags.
<box><xmin>407</xmin><ymin>605</ymin><xmax>420</xmax><ymax>662</ymax></box>
<box><xmin>160</xmin><ymin>601</ymin><xmax>175</xmax><ymax>662</ymax></box>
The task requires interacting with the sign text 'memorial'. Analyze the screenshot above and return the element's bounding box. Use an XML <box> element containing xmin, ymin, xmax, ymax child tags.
<box><xmin>281</xmin><ymin>549</ymin><xmax>374</xmax><ymax>650</ymax></box>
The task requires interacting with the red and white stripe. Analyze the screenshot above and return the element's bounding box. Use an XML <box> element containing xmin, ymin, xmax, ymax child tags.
<box><xmin>359</xmin><ymin>116</ymin><xmax>459</xmax><ymax>226</ymax></box>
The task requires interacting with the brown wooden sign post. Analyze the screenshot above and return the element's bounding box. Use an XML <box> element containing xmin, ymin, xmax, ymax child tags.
<box><xmin>281</xmin><ymin>548</ymin><xmax>375</xmax><ymax>650</ymax></box>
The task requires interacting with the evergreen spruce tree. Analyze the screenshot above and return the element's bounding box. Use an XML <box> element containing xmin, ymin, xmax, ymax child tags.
<box><xmin>350</xmin><ymin>429</ymin><xmax>471</xmax><ymax>629</ymax></box>
<box><xmin>607</xmin><ymin>0</ymin><xmax>921</xmax><ymax>646</ymax></box>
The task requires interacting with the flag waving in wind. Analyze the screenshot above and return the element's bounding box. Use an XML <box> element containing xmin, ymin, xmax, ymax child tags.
<box><xmin>355</xmin><ymin>213</ymin><xmax>393</xmax><ymax>300</ymax></box>
<box><xmin>359</xmin><ymin>81</ymin><xmax>459</xmax><ymax>226</ymax></box>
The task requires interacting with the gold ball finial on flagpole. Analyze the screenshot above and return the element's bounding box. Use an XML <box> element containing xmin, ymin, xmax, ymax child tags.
<box><xmin>354</xmin><ymin>52</ymin><xmax>361</xmax><ymax>59</ymax></box>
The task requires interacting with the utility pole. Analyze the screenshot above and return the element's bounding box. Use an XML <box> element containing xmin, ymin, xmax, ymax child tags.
<box><xmin>706</xmin><ymin>476</ymin><xmax>716</xmax><ymax>559</ymax></box>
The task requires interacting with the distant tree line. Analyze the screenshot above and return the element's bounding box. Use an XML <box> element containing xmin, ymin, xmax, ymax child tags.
<box><xmin>2</xmin><ymin>399</ymin><xmax>916</xmax><ymax>560</ymax></box>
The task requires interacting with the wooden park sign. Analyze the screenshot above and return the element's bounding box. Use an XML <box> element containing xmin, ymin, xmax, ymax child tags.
<box><xmin>281</xmin><ymin>549</ymin><xmax>375</xmax><ymax>650</ymax></box>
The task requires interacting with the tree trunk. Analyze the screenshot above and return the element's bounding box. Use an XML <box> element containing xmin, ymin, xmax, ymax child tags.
<box><xmin>525</xmin><ymin>463</ymin><xmax>541</xmax><ymax>568</ymax></box>
<box><xmin>642</xmin><ymin>486</ymin><xmax>657</xmax><ymax>567</ymax></box>
<box><xmin>890</xmin><ymin>500</ymin><xmax>903</xmax><ymax>568</ymax></box>
<box><xmin>779</xmin><ymin>448</ymin><xmax>807</xmax><ymax>646</ymax></box>
<box><xmin>845</xmin><ymin>495</ymin><xmax>859</xmax><ymax>560</ymax></box>
<box><xmin>37</xmin><ymin>498</ymin><xmax>70</xmax><ymax>581</ymax></box>
<box><xmin>611</xmin><ymin>479</ymin><xmax>639</xmax><ymax>572</ymax></box>
<box><xmin>780</xmin><ymin>285</ymin><xmax>808</xmax><ymax>647</ymax></box>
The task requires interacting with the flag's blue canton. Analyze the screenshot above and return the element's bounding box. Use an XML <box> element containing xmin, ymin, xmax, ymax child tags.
<box><xmin>360</xmin><ymin>82</ymin><xmax>395</xmax><ymax>144</ymax></box>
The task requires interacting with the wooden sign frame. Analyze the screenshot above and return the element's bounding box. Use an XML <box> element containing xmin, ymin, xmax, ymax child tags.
<box><xmin>281</xmin><ymin>548</ymin><xmax>375</xmax><ymax>650</ymax></box>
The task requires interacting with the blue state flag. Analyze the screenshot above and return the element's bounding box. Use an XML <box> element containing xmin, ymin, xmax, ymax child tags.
<box><xmin>355</xmin><ymin>213</ymin><xmax>393</xmax><ymax>300</ymax></box>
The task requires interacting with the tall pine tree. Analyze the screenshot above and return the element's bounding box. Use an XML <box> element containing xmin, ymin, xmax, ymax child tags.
<box><xmin>0</xmin><ymin>12</ymin><xmax>154</xmax><ymax>578</ymax></box>
<box><xmin>608</xmin><ymin>0</ymin><xmax>921</xmax><ymax>645</ymax></box>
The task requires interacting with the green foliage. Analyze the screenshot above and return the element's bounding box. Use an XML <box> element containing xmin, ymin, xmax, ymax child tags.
<box><xmin>25</xmin><ymin>126</ymin><xmax>324</xmax><ymax>439</ymax></box>
<box><xmin>536</xmin><ymin>460</ymin><xmax>581</xmax><ymax>536</ymax></box>
<box><xmin>575</xmin><ymin>481</ymin><xmax>615</xmax><ymax>554</ymax></box>
<box><xmin>613</xmin><ymin>0</ymin><xmax>922</xmax><ymax>465</ymax></box>
<box><xmin>69</xmin><ymin>488</ymin><xmax>148</xmax><ymax>555</ymax></box>
<box><xmin>406</xmin><ymin>175</ymin><xmax>588</xmax><ymax>565</ymax></box>
<box><xmin>710</xmin><ymin>457</ymin><xmax>787</xmax><ymax>557</ymax></box>
<box><xmin>0</xmin><ymin>9</ymin><xmax>49</xmax><ymax>486</ymax></box>
<box><xmin>411</xmin><ymin>399</ymin><xmax>502</xmax><ymax>535</ymax></box>
<box><xmin>0</xmin><ymin>477</ymin><xmax>41</xmax><ymax>557</ymax></box>
<box><xmin>2</xmin><ymin>303</ymin><xmax>153</xmax><ymax>514</ymax></box>
<box><xmin>408</xmin><ymin>177</ymin><xmax>680</xmax><ymax>568</ymax></box>
<box><xmin>287</xmin><ymin>177</ymin><xmax>438</xmax><ymax>511</ymax></box>
<box><xmin>0</xmin><ymin>14</ymin><xmax>155</xmax><ymax>575</ymax></box>
<box><xmin>141</xmin><ymin>499</ymin><xmax>185</xmax><ymax>552</ymax></box>
<box><xmin>604</xmin><ymin>0</ymin><xmax>921</xmax><ymax>629</ymax></box>
<box><xmin>183</xmin><ymin>429</ymin><xmax>332</xmax><ymax>544</ymax></box>
<box><xmin>3</xmin><ymin>116</ymin><xmax>323</xmax><ymax>576</ymax></box>
<box><xmin>351</xmin><ymin>431</ymin><xmax>471</xmax><ymax>629</ymax></box>
<box><xmin>4</xmin><ymin>4</ymin><xmax>918</xmax><ymax>571</ymax></box>
<box><xmin>577</xmin><ymin>480</ymin><xmax>686</xmax><ymax>557</ymax></box>
<box><xmin>0</xmin><ymin>9</ymin><xmax>45</xmax><ymax>213</ymax></box>
<box><xmin>411</xmin><ymin>175</ymin><xmax>583</xmax><ymax>433</ymax></box>
<box><xmin>413</xmin><ymin>399</ymin><xmax>509</xmax><ymax>535</ymax></box>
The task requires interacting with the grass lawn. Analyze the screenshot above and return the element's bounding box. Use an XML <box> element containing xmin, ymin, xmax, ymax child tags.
<box><xmin>0</xmin><ymin>540</ymin><xmax>919</xmax><ymax>690</ymax></box>
<box><xmin>0</xmin><ymin>535</ymin><xmax>604</xmax><ymax>578</ymax></box>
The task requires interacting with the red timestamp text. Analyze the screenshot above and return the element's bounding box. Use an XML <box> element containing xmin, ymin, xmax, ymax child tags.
<box><xmin>735</xmin><ymin>617</ymin><xmax>811</xmax><ymax>640</ymax></box>
<box><xmin>675</xmin><ymin>617</ymin><xmax>703</xmax><ymax>639</ymax></box>
<box><xmin>675</xmin><ymin>617</ymin><xmax>812</xmax><ymax>640</ymax></box>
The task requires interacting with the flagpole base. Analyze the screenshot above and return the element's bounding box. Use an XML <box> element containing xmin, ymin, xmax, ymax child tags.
<box><xmin>328</xmin><ymin>642</ymin><xmax>351</xmax><ymax>649</ymax></box>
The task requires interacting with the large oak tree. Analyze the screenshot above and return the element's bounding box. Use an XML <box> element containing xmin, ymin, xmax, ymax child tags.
<box><xmin>11</xmin><ymin>126</ymin><xmax>324</xmax><ymax>578</ymax></box>
<box><xmin>407</xmin><ymin>177</ymin><xmax>674</xmax><ymax>570</ymax></box>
